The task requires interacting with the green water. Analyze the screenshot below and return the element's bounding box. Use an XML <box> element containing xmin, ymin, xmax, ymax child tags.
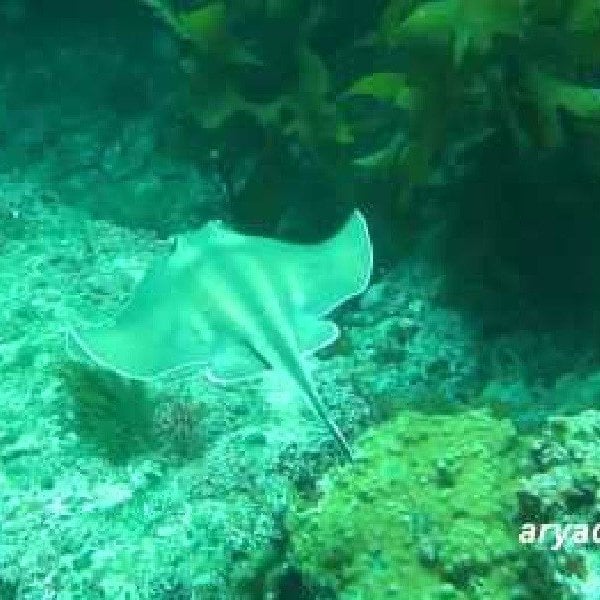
<box><xmin>1</xmin><ymin>1</ymin><xmax>600</xmax><ymax>598</ymax></box>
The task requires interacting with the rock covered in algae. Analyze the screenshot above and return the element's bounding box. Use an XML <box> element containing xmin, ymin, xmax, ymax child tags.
<box><xmin>289</xmin><ymin>410</ymin><xmax>527</xmax><ymax>599</ymax></box>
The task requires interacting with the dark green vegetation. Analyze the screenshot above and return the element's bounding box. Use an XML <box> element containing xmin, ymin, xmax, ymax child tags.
<box><xmin>60</xmin><ymin>363</ymin><xmax>158</xmax><ymax>463</ymax></box>
<box><xmin>138</xmin><ymin>0</ymin><xmax>600</xmax><ymax>202</ymax></box>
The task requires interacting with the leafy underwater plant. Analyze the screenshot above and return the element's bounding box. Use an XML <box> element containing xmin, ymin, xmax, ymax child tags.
<box><xmin>346</xmin><ymin>0</ymin><xmax>600</xmax><ymax>196</ymax></box>
<box><xmin>139</xmin><ymin>0</ymin><xmax>600</xmax><ymax>212</ymax></box>
<box><xmin>141</xmin><ymin>0</ymin><xmax>351</xmax><ymax>152</ymax></box>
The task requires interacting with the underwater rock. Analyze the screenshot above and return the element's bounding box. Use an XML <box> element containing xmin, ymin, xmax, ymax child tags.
<box><xmin>288</xmin><ymin>409</ymin><xmax>529</xmax><ymax>599</ymax></box>
<box><xmin>521</xmin><ymin>411</ymin><xmax>600</xmax><ymax>523</ymax></box>
<box><xmin>519</xmin><ymin>410</ymin><xmax>600</xmax><ymax>598</ymax></box>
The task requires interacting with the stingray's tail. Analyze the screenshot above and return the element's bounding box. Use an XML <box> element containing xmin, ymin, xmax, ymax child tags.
<box><xmin>305</xmin><ymin>386</ymin><xmax>355</xmax><ymax>462</ymax></box>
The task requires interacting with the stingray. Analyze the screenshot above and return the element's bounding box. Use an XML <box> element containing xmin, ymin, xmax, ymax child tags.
<box><xmin>66</xmin><ymin>210</ymin><xmax>373</xmax><ymax>460</ymax></box>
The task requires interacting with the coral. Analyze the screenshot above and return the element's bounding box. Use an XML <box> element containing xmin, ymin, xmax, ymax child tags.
<box><xmin>288</xmin><ymin>409</ymin><xmax>529</xmax><ymax>599</ymax></box>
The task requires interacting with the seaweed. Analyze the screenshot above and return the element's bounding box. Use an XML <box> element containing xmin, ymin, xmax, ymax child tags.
<box><xmin>347</xmin><ymin>0</ymin><xmax>600</xmax><ymax>194</ymax></box>
<box><xmin>140</xmin><ymin>0</ymin><xmax>600</xmax><ymax>209</ymax></box>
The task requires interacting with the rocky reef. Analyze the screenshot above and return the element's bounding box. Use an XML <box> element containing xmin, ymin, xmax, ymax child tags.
<box><xmin>289</xmin><ymin>409</ymin><xmax>528</xmax><ymax>599</ymax></box>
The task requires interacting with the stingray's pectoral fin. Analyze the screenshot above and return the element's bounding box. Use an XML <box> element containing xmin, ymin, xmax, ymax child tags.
<box><xmin>66</xmin><ymin>326</ymin><xmax>145</xmax><ymax>377</ymax></box>
<box><xmin>205</xmin><ymin>343</ymin><xmax>269</xmax><ymax>384</ymax></box>
<box><xmin>296</xmin><ymin>318</ymin><xmax>339</xmax><ymax>355</ymax></box>
<box><xmin>66</xmin><ymin>322</ymin><xmax>211</xmax><ymax>381</ymax></box>
<box><xmin>65</xmin><ymin>327</ymin><xmax>102</xmax><ymax>369</ymax></box>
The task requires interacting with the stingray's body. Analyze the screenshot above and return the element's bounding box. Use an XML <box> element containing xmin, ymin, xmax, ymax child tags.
<box><xmin>66</xmin><ymin>210</ymin><xmax>373</xmax><ymax>459</ymax></box>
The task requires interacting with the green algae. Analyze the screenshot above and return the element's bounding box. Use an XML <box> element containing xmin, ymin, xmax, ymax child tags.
<box><xmin>289</xmin><ymin>410</ymin><xmax>526</xmax><ymax>599</ymax></box>
<box><xmin>60</xmin><ymin>362</ymin><xmax>158</xmax><ymax>464</ymax></box>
